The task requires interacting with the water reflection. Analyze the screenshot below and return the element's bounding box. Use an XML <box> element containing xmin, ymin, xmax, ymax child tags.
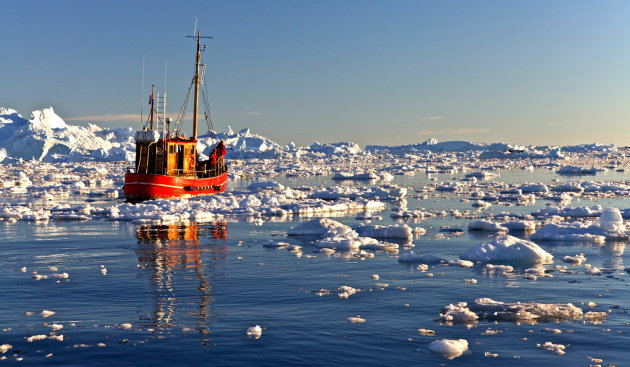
<box><xmin>601</xmin><ymin>242</ymin><xmax>625</xmax><ymax>270</ymax></box>
<box><xmin>136</xmin><ymin>222</ymin><xmax>227</xmax><ymax>343</ymax></box>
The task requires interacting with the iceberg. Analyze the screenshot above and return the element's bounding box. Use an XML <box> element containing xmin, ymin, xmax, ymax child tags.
<box><xmin>460</xmin><ymin>235</ymin><xmax>553</xmax><ymax>262</ymax></box>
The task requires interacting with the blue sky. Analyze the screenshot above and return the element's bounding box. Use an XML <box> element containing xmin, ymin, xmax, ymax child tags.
<box><xmin>1</xmin><ymin>0</ymin><xmax>629</xmax><ymax>146</ymax></box>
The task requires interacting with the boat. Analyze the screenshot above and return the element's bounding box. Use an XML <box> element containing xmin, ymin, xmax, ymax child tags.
<box><xmin>124</xmin><ymin>31</ymin><xmax>228</xmax><ymax>202</ymax></box>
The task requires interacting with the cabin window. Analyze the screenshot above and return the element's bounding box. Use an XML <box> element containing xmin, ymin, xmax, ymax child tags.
<box><xmin>169</xmin><ymin>145</ymin><xmax>174</xmax><ymax>154</ymax></box>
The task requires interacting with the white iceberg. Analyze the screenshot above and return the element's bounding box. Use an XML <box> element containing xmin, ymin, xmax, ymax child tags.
<box><xmin>460</xmin><ymin>235</ymin><xmax>553</xmax><ymax>263</ymax></box>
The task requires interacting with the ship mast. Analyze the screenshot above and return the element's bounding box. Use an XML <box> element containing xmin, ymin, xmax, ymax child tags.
<box><xmin>192</xmin><ymin>31</ymin><xmax>200</xmax><ymax>141</ymax></box>
<box><xmin>150</xmin><ymin>84</ymin><xmax>155</xmax><ymax>130</ymax></box>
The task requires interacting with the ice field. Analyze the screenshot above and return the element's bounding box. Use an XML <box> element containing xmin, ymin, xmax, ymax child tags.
<box><xmin>0</xmin><ymin>107</ymin><xmax>629</xmax><ymax>365</ymax></box>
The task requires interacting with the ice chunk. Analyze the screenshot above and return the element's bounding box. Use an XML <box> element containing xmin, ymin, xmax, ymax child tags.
<box><xmin>347</xmin><ymin>316</ymin><xmax>366</xmax><ymax>323</ymax></box>
<box><xmin>26</xmin><ymin>335</ymin><xmax>48</xmax><ymax>342</ymax></box>
<box><xmin>562</xmin><ymin>253</ymin><xmax>586</xmax><ymax>265</ymax></box>
<box><xmin>447</xmin><ymin>259</ymin><xmax>474</xmax><ymax>268</ymax></box>
<box><xmin>428</xmin><ymin>339</ymin><xmax>468</xmax><ymax>360</ymax></box>
<box><xmin>440</xmin><ymin>298</ymin><xmax>589</xmax><ymax>324</ymax></box>
<box><xmin>537</xmin><ymin>341</ymin><xmax>566</xmax><ymax>355</ymax></box>
<box><xmin>460</xmin><ymin>235</ymin><xmax>553</xmax><ymax>263</ymax></box>
<box><xmin>484</xmin><ymin>264</ymin><xmax>514</xmax><ymax>273</ymax></box>
<box><xmin>438</xmin><ymin>302</ymin><xmax>479</xmax><ymax>323</ymax></box>
<box><xmin>263</xmin><ymin>240</ymin><xmax>290</xmax><ymax>248</ymax></box>
<box><xmin>352</xmin><ymin>223</ymin><xmax>413</xmax><ymax>239</ymax></box>
<box><xmin>531</xmin><ymin>222</ymin><xmax>608</xmax><ymax>243</ymax></box>
<box><xmin>41</xmin><ymin>310</ymin><xmax>55</xmax><ymax>318</ymax></box>
<box><xmin>468</xmin><ymin>220</ymin><xmax>508</xmax><ymax>233</ymax></box>
<box><xmin>0</xmin><ymin>344</ymin><xmax>12</xmax><ymax>354</ymax></box>
<box><xmin>598</xmin><ymin>208</ymin><xmax>626</xmax><ymax>232</ymax></box>
<box><xmin>246</xmin><ymin>325</ymin><xmax>263</xmax><ymax>339</ymax></box>
<box><xmin>288</xmin><ymin>218</ymin><xmax>351</xmax><ymax>236</ymax></box>
<box><xmin>319</xmin><ymin>248</ymin><xmax>335</xmax><ymax>255</ymax></box>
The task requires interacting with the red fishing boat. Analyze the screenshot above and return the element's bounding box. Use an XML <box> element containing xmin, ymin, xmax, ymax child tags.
<box><xmin>124</xmin><ymin>31</ymin><xmax>228</xmax><ymax>202</ymax></box>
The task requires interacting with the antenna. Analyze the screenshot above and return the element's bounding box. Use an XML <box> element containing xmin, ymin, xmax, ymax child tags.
<box><xmin>141</xmin><ymin>54</ymin><xmax>145</xmax><ymax>126</ymax></box>
<box><xmin>193</xmin><ymin>17</ymin><xmax>197</xmax><ymax>36</ymax></box>
<box><xmin>164</xmin><ymin>58</ymin><xmax>167</xmax><ymax>134</ymax></box>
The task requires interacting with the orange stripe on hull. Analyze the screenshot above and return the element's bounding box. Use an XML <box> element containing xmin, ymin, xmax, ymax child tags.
<box><xmin>124</xmin><ymin>172</ymin><xmax>228</xmax><ymax>201</ymax></box>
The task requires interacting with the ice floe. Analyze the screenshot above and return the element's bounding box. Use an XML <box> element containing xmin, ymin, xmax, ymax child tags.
<box><xmin>428</xmin><ymin>339</ymin><xmax>468</xmax><ymax>360</ymax></box>
<box><xmin>246</xmin><ymin>325</ymin><xmax>263</xmax><ymax>339</ymax></box>
<box><xmin>460</xmin><ymin>235</ymin><xmax>553</xmax><ymax>263</ymax></box>
<box><xmin>438</xmin><ymin>298</ymin><xmax>604</xmax><ymax>324</ymax></box>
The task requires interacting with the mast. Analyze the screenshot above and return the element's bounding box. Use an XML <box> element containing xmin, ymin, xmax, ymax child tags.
<box><xmin>150</xmin><ymin>84</ymin><xmax>155</xmax><ymax>130</ymax></box>
<box><xmin>192</xmin><ymin>31</ymin><xmax>200</xmax><ymax>141</ymax></box>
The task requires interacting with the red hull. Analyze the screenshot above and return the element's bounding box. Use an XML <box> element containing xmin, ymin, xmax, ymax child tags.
<box><xmin>124</xmin><ymin>172</ymin><xmax>228</xmax><ymax>201</ymax></box>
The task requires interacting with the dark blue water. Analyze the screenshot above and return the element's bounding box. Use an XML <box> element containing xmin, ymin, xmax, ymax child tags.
<box><xmin>1</xmin><ymin>169</ymin><xmax>630</xmax><ymax>365</ymax></box>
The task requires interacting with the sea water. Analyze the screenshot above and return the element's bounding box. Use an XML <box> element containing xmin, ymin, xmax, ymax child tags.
<box><xmin>1</xmin><ymin>169</ymin><xmax>629</xmax><ymax>366</ymax></box>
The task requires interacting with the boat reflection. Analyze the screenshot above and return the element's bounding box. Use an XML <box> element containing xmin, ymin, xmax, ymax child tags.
<box><xmin>136</xmin><ymin>222</ymin><xmax>227</xmax><ymax>343</ymax></box>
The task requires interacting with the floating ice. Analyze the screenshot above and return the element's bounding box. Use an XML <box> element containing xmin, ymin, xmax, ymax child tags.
<box><xmin>319</xmin><ymin>248</ymin><xmax>335</xmax><ymax>255</ymax></box>
<box><xmin>347</xmin><ymin>316</ymin><xmax>366</xmax><ymax>323</ymax></box>
<box><xmin>288</xmin><ymin>218</ymin><xmax>351</xmax><ymax>236</ymax></box>
<box><xmin>315</xmin><ymin>229</ymin><xmax>378</xmax><ymax>251</ymax></box>
<box><xmin>26</xmin><ymin>335</ymin><xmax>47</xmax><ymax>342</ymax></box>
<box><xmin>338</xmin><ymin>286</ymin><xmax>358</xmax><ymax>299</ymax></box>
<box><xmin>562</xmin><ymin>253</ymin><xmax>586</xmax><ymax>265</ymax></box>
<box><xmin>468</xmin><ymin>220</ymin><xmax>508</xmax><ymax>233</ymax></box>
<box><xmin>460</xmin><ymin>235</ymin><xmax>553</xmax><ymax>263</ymax></box>
<box><xmin>0</xmin><ymin>344</ymin><xmax>11</xmax><ymax>354</ymax></box>
<box><xmin>538</xmin><ymin>341</ymin><xmax>567</xmax><ymax>355</ymax></box>
<box><xmin>484</xmin><ymin>264</ymin><xmax>514</xmax><ymax>273</ymax></box>
<box><xmin>41</xmin><ymin>310</ymin><xmax>55</xmax><ymax>318</ymax></box>
<box><xmin>352</xmin><ymin>223</ymin><xmax>412</xmax><ymax>240</ymax></box>
<box><xmin>557</xmin><ymin>165</ymin><xmax>604</xmax><ymax>175</ymax></box>
<box><xmin>119</xmin><ymin>323</ymin><xmax>132</xmax><ymax>330</ymax></box>
<box><xmin>598</xmin><ymin>208</ymin><xmax>626</xmax><ymax>232</ymax></box>
<box><xmin>263</xmin><ymin>240</ymin><xmax>290</xmax><ymax>248</ymax></box>
<box><xmin>503</xmin><ymin>220</ymin><xmax>537</xmax><ymax>232</ymax></box>
<box><xmin>428</xmin><ymin>339</ymin><xmax>468</xmax><ymax>360</ymax></box>
<box><xmin>439</xmin><ymin>298</ymin><xmax>595</xmax><ymax>324</ymax></box>
<box><xmin>332</xmin><ymin>171</ymin><xmax>380</xmax><ymax>180</ymax></box>
<box><xmin>585</xmin><ymin>267</ymin><xmax>601</xmax><ymax>275</ymax></box>
<box><xmin>438</xmin><ymin>303</ymin><xmax>479</xmax><ymax>324</ymax></box>
<box><xmin>531</xmin><ymin>222</ymin><xmax>614</xmax><ymax>243</ymax></box>
<box><xmin>446</xmin><ymin>259</ymin><xmax>474</xmax><ymax>268</ymax></box>
<box><xmin>246</xmin><ymin>325</ymin><xmax>263</xmax><ymax>338</ymax></box>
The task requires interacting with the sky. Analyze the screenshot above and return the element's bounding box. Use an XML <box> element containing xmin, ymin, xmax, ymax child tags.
<box><xmin>1</xmin><ymin>0</ymin><xmax>629</xmax><ymax>147</ymax></box>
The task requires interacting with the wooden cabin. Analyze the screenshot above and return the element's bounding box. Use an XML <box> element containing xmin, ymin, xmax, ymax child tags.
<box><xmin>135</xmin><ymin>138</ymin><xmax>198</xmax><ymax>177</ymax></box>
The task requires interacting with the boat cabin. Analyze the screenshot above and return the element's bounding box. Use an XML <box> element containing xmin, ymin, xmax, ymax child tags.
<box><xmin>135</xmin><ymin>137</ymin><xmax>197</xmax><ymax>177</ymax></box>
<box><xmin>135</xmin><ymin>134</ymin><xmax>226</xmax><ymax>179</ymax></box>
